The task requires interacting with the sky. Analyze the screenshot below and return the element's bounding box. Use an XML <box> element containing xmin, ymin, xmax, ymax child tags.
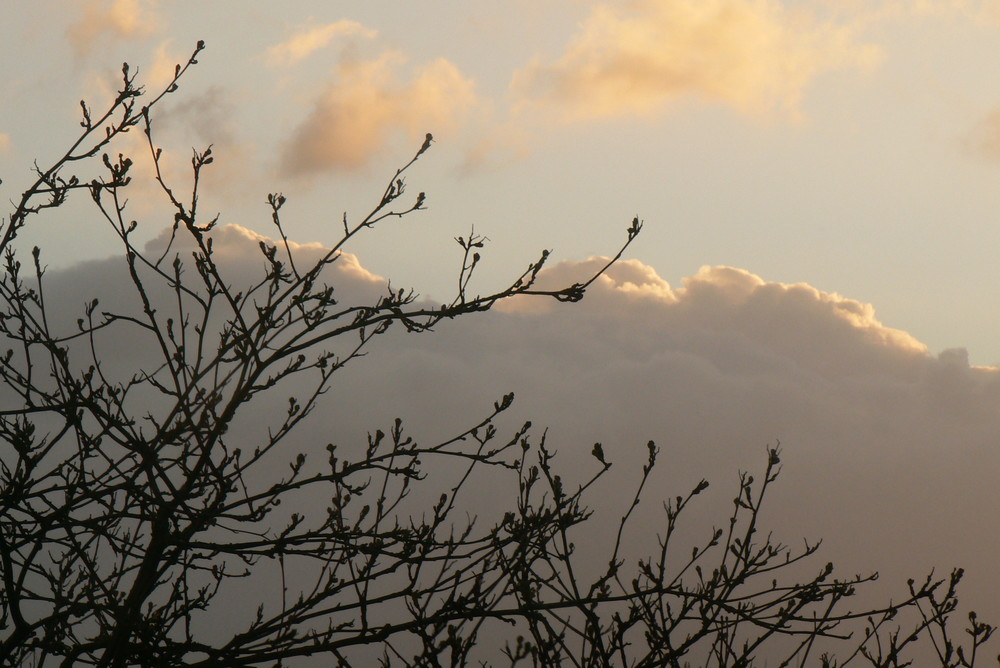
<box><xmin>4</xmin><ymin>0</ymin><xmax>1000</xmax><ymax>654</ymax></box>
<box><xmin>5</xmin><ymin>0</ymin><xmax>1000</xmax><ymax>364</ymax></box>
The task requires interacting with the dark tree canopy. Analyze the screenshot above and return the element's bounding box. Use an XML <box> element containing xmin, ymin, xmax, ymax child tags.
<box><xmin>0</xmin><ymin>43</ymin><xmax>994</xmax><ymax>668</ymax></box>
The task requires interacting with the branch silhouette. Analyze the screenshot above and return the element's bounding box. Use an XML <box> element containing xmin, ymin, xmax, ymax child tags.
<box><xmin>0</xmin><ymin>42</ymin><xmax>993</xmax><ymax>667</ymax></box>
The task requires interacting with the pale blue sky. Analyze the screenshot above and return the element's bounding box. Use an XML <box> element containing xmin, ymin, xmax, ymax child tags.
<box><xmin>4</xmin><ymin>1</ymin><xmax>1000</xmax><ymax>363</ymax></box>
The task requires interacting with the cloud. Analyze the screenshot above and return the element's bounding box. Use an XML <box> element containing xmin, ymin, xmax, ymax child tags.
<box><xmin>149</xmin><ymin>84</ymin><xmax>259</xmax><ymax>195</ymax></box>
<box><xmin>43</xmin><ymin>223</ymin><xmax>387</xmax><ymax>338</ymax></box>
<box><xmin>0</xmin><ymin>133</ymin><xmax>10</xmax><ymax>153</ymax></box>
<box><xmin>455</xmin><ymin>121</ymin><xmax>534</xmax><ymax>176</ymax></box>
<box><xmin>146</xmin><ymin>39</ymin><xmax>191</xmax><ymax>90</ymax></box>
<box><xmin>316</xmin><ymin>256</ymin><xmax>1000</xmax><ymax>619</ymax></box>
<box><xmin>68</xmin><ymin>0</ymin><xmax>160</xmax><ymax>57</ymax></box>
<box><xmin>157</xmin><ymin>85</ymin><xmax>236</xmax><ymax>147</ymax></box>
<box><xmin>78</xmin><ymin>82</ymin><xmax>248</xmax><ymax>221</ymax></box>
<box><xmin>511</xmin><ymin>0</ymin><xmax>882</xmax><ymax>120</ymax></box>
<box><xmin>964</xmin><ymin>108</ymin><xmax>1000</xmax><ymax>161</ymax></box>
<box><xmin>502</xmin><ymin>259</ymin><xmax>928</xmax><ymax>362</ymax></box>
<box><xmin>279</xmin><ymin>52</ymin><xmax>478</xmax><ymax>175</ymax></box>
<box><xmin>265</xmin><ymin>20</ymin><xmax>378</xmax><ymax>67</ymax></box>
<box><xmin>144</xmin><ymin>223</ymin><xmax>387</xmax><ymax>293</ymax></box>
<box><xmin>36</xmin><ymin>230</ymin><xmax>1000</xmax><ymax>635</ymax></box>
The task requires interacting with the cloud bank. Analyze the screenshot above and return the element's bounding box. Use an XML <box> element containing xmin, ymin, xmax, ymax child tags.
<box><xmin>42</xmin><ymin>225</ymin><xmax>1000</xmax><ymax>626</ymax></box>
<box><xmin>512</xmin><ymin>0</ymin><xmax>882</xmax><ymax>120</ymax></box>
<box><xmin>322</xmin><ymin>253</ymin><xmax>1000</xmax><ymax>620</ymax></box>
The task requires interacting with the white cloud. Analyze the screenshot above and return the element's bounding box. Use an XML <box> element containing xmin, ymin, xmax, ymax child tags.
<box><xmin>265</xmin><ymin>20</ymin><xmax>377</xmax><ymax>67</ymax></box>
<box><xmin>512</xmin><ymin>0</ymin><xmax>882</xmax><ymax>120</ymax></box>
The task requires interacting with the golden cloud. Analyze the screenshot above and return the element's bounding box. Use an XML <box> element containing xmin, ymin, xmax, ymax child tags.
<box><xmin>146</xmin><ymin>39</ymin><xmax>188</xmax><ymax>89</ymax></box>
<box><xmin>512</xmin><ymin>0</ymin><xmax>883</xmax><ymax>120</ymax></box>
<box><xmin>144</xmin><ymin>223</ymin><xmax>386</xmax><ymax>289</ymax></box>
<box><xmin>266</xmin><ymin>20</ymin><xmax>378</xmax><ymax>67</ymax></box>
<box><xmin>280</xmin><ymin>53</ymin><xmax>478</xmax><ymax>175</ymax></box>
<box><xmin>965</xmin><ymin>108</ymin><xmax>1000</xmax><ymax>161</ymax></box>
<box><xmin>500</xmin><ymin>259</ymin><xmax>927</xmax><ymax>357</ymax></box>
<box><xmin>68</xmin><ymin>0</ymin><xmax>160</xmax><ymax>56</ymax></box>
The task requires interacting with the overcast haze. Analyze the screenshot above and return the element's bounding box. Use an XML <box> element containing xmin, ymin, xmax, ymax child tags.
<box><xmin>4</xmin><ymin>0</ymin><xmax>1000</xmax><ymax>644</ymax></box>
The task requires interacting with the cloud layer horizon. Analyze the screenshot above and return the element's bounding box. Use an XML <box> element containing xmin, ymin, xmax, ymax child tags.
<box><xmin>40</xmin><ymin>223</ymin><xmax>1000</xmax><ymax>624</ymax></box>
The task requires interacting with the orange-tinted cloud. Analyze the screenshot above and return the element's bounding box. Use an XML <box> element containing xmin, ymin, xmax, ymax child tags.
<box><xmin>266</xmin><ymin>20</ymin><xmax>378</xmax><ymax>67</ymax></box>
<box><xmin>0</xmin><ymin>133</ymin><xmax>10</xmax><ymax>154</ymax></box>
<box><xmin>68</xmin><ymin>0</ymin><xmax>160</xmax><ymax>57</ymax></box>
<box><xmin>455</xmin><ymin>119</ymin><xmax>534</xmax><ymax>176</ymax></box>
<box><xmin>965</xmin><ymin>108</ymin><xmax>1000</xmax><ymax>161</ymax></box>
<box><xmin>146</xmin><ymin>39</ymin><xmax>189</xmax><ymax>89</ymax></box>
<box><xmin>512</xmin><ymin>0</ymin><xmax>882</xmax><ymax>121</ymax></box>
<box><xmin>502</xmin><ymin>259</ymin><xmax>928</xmax><ymax>363</ymax></box>
<box><xmin>84</xmin><ymin>80</ymin><xmax>250</xmax><ymax>218</ymax></box>
<box><xmin>279</xmin><ymin>52</ymin><xmax>477</xmax><ymax>176</ymax></box>
<box><xmin>146</xmin><ymin>223</ymin><xmax>387</xmax><ymax>298</ymax></box>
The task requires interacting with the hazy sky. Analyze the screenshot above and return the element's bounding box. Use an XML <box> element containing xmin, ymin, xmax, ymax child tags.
<box><xmin>4</xmin><ymin>0</ymin><xmax>1000</xmax><ymax>648</ymax></box>
<box><xmin>5</xmin><ymin>0</ymin><xmax>1000</xmax><ymax>363</ymax></box>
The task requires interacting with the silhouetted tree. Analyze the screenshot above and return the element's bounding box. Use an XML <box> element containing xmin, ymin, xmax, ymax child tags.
<box><xmin>0</xmin><ymin>43</ymin><xmax>994</xmax><ymax>667</ymax></box>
